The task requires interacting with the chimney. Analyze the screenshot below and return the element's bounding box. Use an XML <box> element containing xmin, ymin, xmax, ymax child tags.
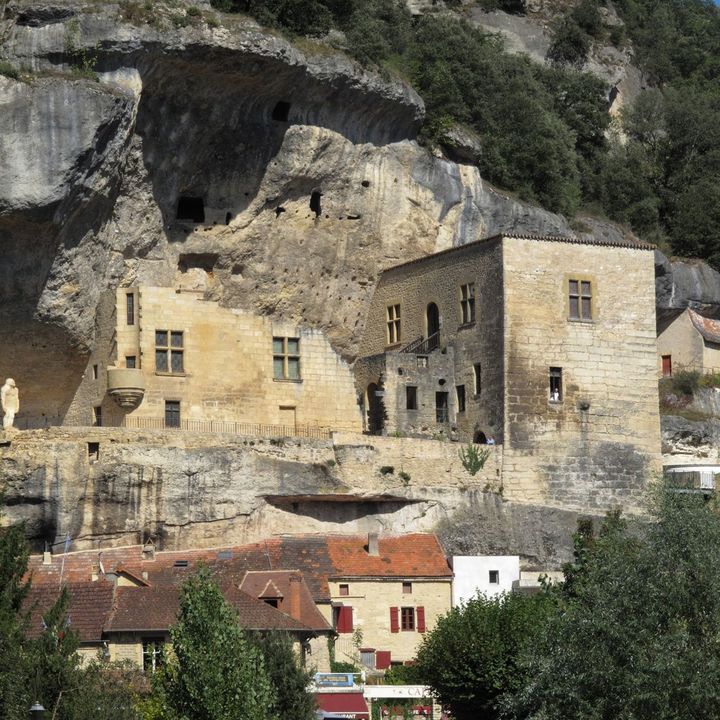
<box><xmin>42</xmin><ymin>551</ymin><xmax>52</xmax><ymax>566</ymax></box>
<box><xmin>368</xmin><ymin>532</ymin><xmax>379</xmax><ymax>557</ymax></box>
<box><xmin>288</xmin><ymin>574</ymin><xmax>302</xmax><ymax>621</ymax></box>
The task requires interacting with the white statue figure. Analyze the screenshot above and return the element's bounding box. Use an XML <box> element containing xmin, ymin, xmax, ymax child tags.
<box><xmin>1</xmin><ymin>378</ymin><xmax>19</xmax><ymax>429</ymax></box>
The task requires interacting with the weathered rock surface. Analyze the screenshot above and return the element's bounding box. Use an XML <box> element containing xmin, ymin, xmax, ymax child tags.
<box><xmin>1</xmin><ymin>427</ymin><xmax>586</xmax><ymax>566</ymax></box>
<box><xmin>655</xmin><ymin>250</ymin><xmax>720</xmax><ymax>321</ymax></box>
<box><xmin>661</xmin><ymin>415</ymin><xmax>720</xmax><ymax>460</ymax></box>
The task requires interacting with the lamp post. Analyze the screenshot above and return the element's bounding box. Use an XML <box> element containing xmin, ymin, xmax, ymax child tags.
<box><xmin>29</xmin><ymin>702</ymin><xmax>46</xmax><ymax>720</ymax></box>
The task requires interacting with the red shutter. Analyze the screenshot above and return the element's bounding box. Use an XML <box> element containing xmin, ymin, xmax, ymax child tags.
<box><xmin>376</xmin><ymin>650</ymin><xmax>392</xmax><ymax>670</ymax></box>
<box><xmin>417</xmin><ymin>606</ymin><xmax>426</xmax><ymax>633</ymax></box>
<box><xmin>337</xmin><ymin>606</ymin><xmax>353</xmax><ymax>633</ymax></box>
<box><xmin>390</xmin><ymin>606</ymin><xmax>399</xmax><ymax>633</ymax></box>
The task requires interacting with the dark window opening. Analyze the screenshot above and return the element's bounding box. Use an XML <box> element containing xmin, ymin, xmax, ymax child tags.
<box><xmin>165</xmin><ymin>400</ymin><xmax>181</xmax><ymax>428</ymax></box>
<box><xmin>473</xmin><ymin>429</ymin><xmax>487</xmax><ymax>444</ymax></box>
<box><xmin>272</xmin><ymin>100</ymin><xmax>291</xmax><ymax>122</ymax></box>
<box><xmin>93</xmin><ymin>407</ymin><xmax>102</xmax><ymax>427</ymax></box>
<box><xmin>126</xmin><ymin>292</ymin><xmax>135</xmax><ymax>325</ymax></box>
<box><xmin>225</xmin><ymin>212</ymin><xmax>233</xmax><ymax>225</ymax></box>
<box><xmin>310</xmin><ymin>191</ymin><xmax>322</xmax><ymax>218</ymax></box>
<box><xmin>549</xmin><ymin>367</ymin><xmax>563</xmax><ymax>402</ymax></box>
<box><xmin>176</xmin><ymin>196</ymin><xmax>205</xmax><ymax>223</ymax></box>
<box><xmin>474</xmin><ymin>363</ymin><xmax>482</xmax><ymax>395</ymax></box>
<box><xmin>456</xmin><ymin>384</ymin><xmax>466</xmax><ymax>413</ymax></box>
<box><xmin>263</xmin><ymin>598</ymin><xmax>279</xmax><ymax>608</ymax></box>
<box><xmin>339</xmin><ymin>584</ymin><xmax>349</xmax><ymax>596</ymax></box>
<box><xmin>402</xmin><ymin>581</ymin><xmax>412</xmax><ymax>594</ymax></box>
<box><xmin>126</xmin><ymin>356</ymin><xmax>137</xmax><ymax>369</ymax></box>
<box><xmin>436</xmin><ymin>391</ymin><xmax>449</xmax><ymax>423</ymax></box>
<box><xmin>88</xmin><ymin>442</ymin><xmax>100</xmax><ymax>460</ymax></box>
<box><xmin>406</xmin><ymin>386</ymin><xmax>418</xmax><ymax>411</ymax></box>
<box><xmin>489</xmin><ymin>570</ymin><xmax>500</xmax><ymax>584</ymax></box>
<box><xmin>401</xmin><ymin>607</ymin><xmax>415</xmax><ymax>631</ymax></box>
<box><xmin>92</xmin><ymin>364</ymin><xmax>98</xmax><ymax>380</ymax></box>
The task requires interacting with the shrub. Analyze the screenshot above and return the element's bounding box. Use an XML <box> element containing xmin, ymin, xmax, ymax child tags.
<box><xmin>671</xmin><ymin>369</ymin><xmax>701</xmax><ymax>396</ymax></box>
<box><xmin>459</xmin><ymin>444</ymin><xmax>491</xmax><ymax>476</ymax></box>
<box><xmin>0</xmin><ymin>61</ymin><xmax>20</xmax><ymax>80</ymax></box>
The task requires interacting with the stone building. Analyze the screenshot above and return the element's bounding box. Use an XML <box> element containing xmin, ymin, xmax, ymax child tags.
<box><xmin>656</xmin><ymin>307</ymin><xmax>720</xmax><ymax>377</ymax></box>
<box><xmin>356</xmin><ymin>233</ymin><xmax>661</xmax><ymax>511</ymax></box>
<box><xmin>64</xmin><ymin>286</ymin><xmax>362</xmax><ymax>434</ymax></box>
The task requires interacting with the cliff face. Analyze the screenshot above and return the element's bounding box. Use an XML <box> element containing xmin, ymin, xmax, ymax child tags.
<box><xmin>0</xmin><ymin>0</ymin><xmax>571</xmax><ymax>417</ymax></box>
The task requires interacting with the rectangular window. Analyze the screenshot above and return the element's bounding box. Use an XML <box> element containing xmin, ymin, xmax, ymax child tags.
<box><xmin>93</xmin><ymin>406</ymin><xmax>102</xmax><ymax>427</ymax></box>
<box><xmin>456</xmin><ymin>384</ymin><xmax>466</xmax><ymax>413</ymax></box>
<box><xmin>142</xmin><ymin>638</ymin><xmax>164</xmax><ymax>674</ymax></box>
<box><xmin>549</xmin><ymin>367</ymin><xmax>563</xmax><ymax>402</ymax></box>
<box><xmin>273</xmin><ymin>337</ymin><xmax>301</xmax><ymax>380</ymax></box>
<box><xmin>92</xmin><ymin>364</ymin><xmax>98</xmax><ymax>380</ymax></box>
<box><xmin>401</xmin><ymin>607</ymin><xmax>415</xmax><ymax>631</ymax></box>
<box><xmin>126</xmin><ymin>355</ymin><xmax>137</xmax><ymax>369</ymax></box>
<box><xmin>436</xmin><ymin>391</ymin><xmax>449</xmax><ymax>423</ymax></box>
<box><xmin>165</xmin><ymin>400</ymin><xmax>180</xmax><ymax>428</ymax></box>
<box><xmin>569</xmin><ymin>279</ymin><xmax>592</xmax><ymax>320</ymax></box>
<box><xmin>402</xmin><ymin>581</ymin><xmax>412</xmax><ymax>594</ymax></box>
<box><xmin>339</xmin><ymin>584</ymin><xmax>349</xmax><ymax>597</ymax></box>
<box><xmin>460</xmin><ymin>283</ymin><xmax>475</xmax><ymax>324</ymax></box>
<box><xmin>406</xmin><ymin>386</ymin><xmax>418</xmax><ymax>411</ymax></box>
<box><xmin>489</xmin><ymin>570</ymin><xmax>500</xmax><ymax>584</ymax></box>
<box><xmin>386</xmin><ymin>304</ymin><xmax>401</xmax><ymax>345</ymax></box>
<box><xmin>155</xmin><ymin>330</ymin><xmax>184</xmax><ymax>374</ymax></box>
<box><xmin>126</xmin><ymin>292</ymin><xmax>135</xmax><ymax>326</ymax></box>
<box><xmin>474</xmin><ymin>363</ymin><xmax>482</xmax><ymax>395</ymax></box>
<box><xmin>662</xmin><ymin>355</ymin><xmax>672</xmax><ymax>378</ymax></box>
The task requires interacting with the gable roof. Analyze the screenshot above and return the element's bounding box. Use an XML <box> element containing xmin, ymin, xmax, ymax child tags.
<box><xmin>326</xmin><ymin>534</ymin><xmax>452</xmax><ymax>579</ymax></box>
<box><xmin>24</xmin><ymin>581</ymin><xmax>115</xmax><ymax>643</ymax></box>
<box><xmin>106</xmin><ymin>584</ymin><xmax>313</xmax><ymax>633</ymax></box>
<box><xmin>239</xmin><ymin>570</ymin><xmax>331</xmax><ymax>632</ymax></box>
<box><xmin>689</xmin><ymin>308</ymin><xmax>720</xmax><ymax>344</ymax></box>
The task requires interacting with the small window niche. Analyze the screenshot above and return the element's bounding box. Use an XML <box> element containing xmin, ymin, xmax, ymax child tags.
<box><xmin>456</xmin><ymin>384</ymin><xmax>466</xmax><ymax>413</ymax></box>
<box><xmin>339</xmin><ymin>583</ymin><xmax>349</xmax><ymax>597</ymax></box>
<box><xmin>310</xmin><ymin>190</ymin><xmax>322</xmax><ymax>218</ymax></box>
<box><xmin>489</xmin><ymin>570</ymin><xmax>500</xmax><ymax>585</ymax></box>
<box><xmin>402</xmin><ymin>581</ymin><xmax>412</xmax><ymax>594</ymax></box>
<box><xmin>406</xmin><ymin>386</ymin><xmax>418</xmax><ymax>411</ymax></box>
<box><xmin>126</xmin><ymin>355</ymin><xmax>137</xmax><ymax>369</ymax></box>
<box><xmin>92</xmin><ymin>407</ymin><xmax>102</xmax><ymax>427</ymax></box>
<box><xmin>549</xmin><ymin>367</ymin><xmax>563</xmax><ymax>402</ymax></box>
<box><xmin>176</xmin><ymin>196</ymin><xmax>205</xmax><ymax>223</ymax></box>
<box><xmin>92</xmin><ymin>364</ymin><xmax>98</xmax><ymax>380</ymax></box>
<box><xmin>87</xmin><ymin>442</ymin><xmax>100</xmax><ymax>461</ymax></box>
<box><xmin>272</xmin><ymin>100</ymin><xmax>291</xmax><ymax>122</ymax></box>
<box><xmin>473</xmin><ymin>363</ymin><xmax>482</xmax><ymax>395</ymax></box>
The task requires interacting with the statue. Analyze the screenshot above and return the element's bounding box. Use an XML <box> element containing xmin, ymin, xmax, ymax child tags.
<box><xmin>1</xmin><ymin>378</ymin><xmax>19</xmax><ymax>429</ymax></box>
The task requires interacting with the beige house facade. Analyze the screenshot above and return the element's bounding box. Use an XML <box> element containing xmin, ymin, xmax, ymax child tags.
<box><xmin>356</xmin><ymin>233</ymin><xmax>662</xmax><ymax>512</ymax></box>
<box><xmin>656</xmin><ymin>307</ymin><xmax>720</xmax><ymax>377</ymax></box>
<box><xmin>69</xmin><ymin>286</ymin><xmax>362</xmax><ymax>434</ymax></box>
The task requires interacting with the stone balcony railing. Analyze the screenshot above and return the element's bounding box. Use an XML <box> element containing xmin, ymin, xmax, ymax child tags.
<box><xmin>107</xmin><ymin>368</ymin><xmax>146</xmax><ymax>409</ymax></box>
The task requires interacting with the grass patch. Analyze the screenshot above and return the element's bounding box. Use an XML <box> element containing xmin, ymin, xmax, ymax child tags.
<box><xmin>0</xmin><ymin>61</ymin><xmax>20</xmax><ymax>80</ymax></box>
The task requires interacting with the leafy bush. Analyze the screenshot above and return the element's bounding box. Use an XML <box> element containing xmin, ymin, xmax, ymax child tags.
<box><xmin>0</xmin><ymin>61</ymin><xmax>20</xmax><ymax>80</ymax></box>
<box><xmin>670</xmin><ymin>369</ymin><xmax>701</xmax><ymax>396</ymax></box>
<box><xmin>459</xmin><ymin>443</ymin><xmax>491</xmax><ymax>476</ymax></box>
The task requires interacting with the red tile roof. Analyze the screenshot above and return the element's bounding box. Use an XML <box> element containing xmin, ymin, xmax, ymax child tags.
<box><xmin>239</xmin><ymin>570</ymin><xmax>331</xmax><ymax>631</ymax></box>
<box><xmin>325</xmin><ymin>534</ymin><xmax>452</xmax><ymax>578</ymax></box>
<box><xmin>24</xmin><ymin>581</ymin><xmax>115</xmax><ymax>642</ymax></box>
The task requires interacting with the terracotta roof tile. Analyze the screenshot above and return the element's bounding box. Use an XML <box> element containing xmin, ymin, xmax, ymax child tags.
<box><xmin>689</xmin><ymin>308</ymin><xmax>720</xmax><ymax>344</ymax></box>
<box><xmin>23</xmin><ymin>581</ymin><xmax>115</xmax><ymax>642</ymax></box>
<box><xmin>326</xmin><ymin>534</ymin><xmax>452</xmax><ymax>578</ymax></box>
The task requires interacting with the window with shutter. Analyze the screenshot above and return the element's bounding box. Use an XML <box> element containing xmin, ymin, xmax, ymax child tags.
<box><xmin>375</xmin><ymin>651</ymin><xmax>392</xmax><ymax>669</ymax></box>
<box><xmin>390</xmin><ymin>606</ymin><xmax>399</xmax><ymax>633</ymax></box>
<box><xmin>417</xmin><ymin>606</ymin><xmax>426</xmax><ymax>633</ymax></box>
<box><xmin>334</xmin><ymin>606</ymin><xmax>354</xmax><ymax>633</ymax></box>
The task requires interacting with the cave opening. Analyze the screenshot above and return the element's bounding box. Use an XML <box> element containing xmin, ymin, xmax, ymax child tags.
<box><xmin>225</xmin><ymin>212</ymin><xmax>233</xmax><ymax>225</ymax></box>
<box><xmin>272</xmin><ymin>101</ymin><xmax>291</xmax><ymax>122</ymax></box>
<box><xmin>310</xmin><ymin>191</ymin><xmax>322</xmax><ymax>218</ymax></box>
<box><xmin>176</xmin><ymin>196</ymin><xmax>205</xmax><ymax>223</ymax></box>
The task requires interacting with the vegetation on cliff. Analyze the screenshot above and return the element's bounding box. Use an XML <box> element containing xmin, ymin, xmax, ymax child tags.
<box><xmin>210</xmin><ymin>0</ymin><xmax>720</xmax><ymax>268</ymax></box>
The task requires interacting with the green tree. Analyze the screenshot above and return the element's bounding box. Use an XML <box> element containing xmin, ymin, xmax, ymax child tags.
<box><xmin>511</xmin><ymin>487</ymin><xmax>720</xmax><ymax>720</ymax></box>
<box><xmin>253</xmin><ymin>631</ymin><xmax>316</xmax><ymax>720</ymax></box>
<box><xmin>413</xmin><ymin>591</ymin><xmax>556</xmax><ymax>720</ymax></box>
<box><xmin>160</xmin><ymin>568</ymin><xmax>276</xmax><ymax>720</ymax></box>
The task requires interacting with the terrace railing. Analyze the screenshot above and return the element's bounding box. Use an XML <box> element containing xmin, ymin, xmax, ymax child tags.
<box><xmin>401</xmin><ymin>332</ymin><xmax>440</xmax><ymax>355</ymax></box>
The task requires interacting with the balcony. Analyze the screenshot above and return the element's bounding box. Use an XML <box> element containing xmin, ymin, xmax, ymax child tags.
<box><xmin>107</xmin><ymin>368</ymin><xmax>146</xmax><ymax>410</ymax></box>
<box><xmin>664</xmin><ymin>465</ymin><xmax>719</xmax><ymax>493</ymax></box>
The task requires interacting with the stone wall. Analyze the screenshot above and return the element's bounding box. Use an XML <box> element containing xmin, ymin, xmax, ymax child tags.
<box><xmin>328</xmin><ymin>578</ymin><xmax>452</xmax><ymax>663</ymax></box>
<box><xmin>656</xmin><ymin>310</ymin><xmax>704</xmax><ymax>376</ymax></box>
<box><xmin>357</xmin><ymin>239</ymin><xmax>505</xmax><ymax>442</ymax></box>
<box><xmin>502</xmin><ymin>237</ymin><xmax>661</xmax><ymax>513</ymax></box>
